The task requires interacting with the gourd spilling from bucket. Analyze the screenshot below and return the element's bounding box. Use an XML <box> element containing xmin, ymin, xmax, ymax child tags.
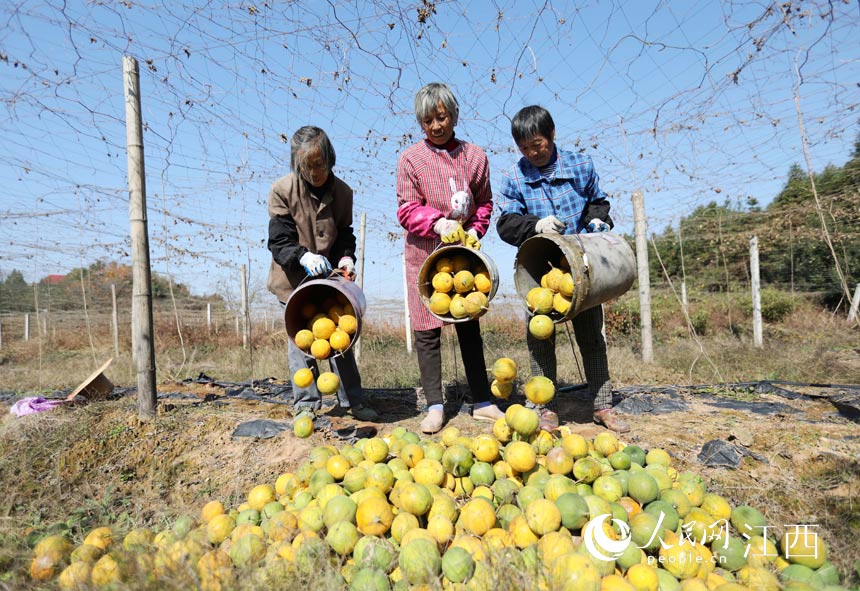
<box><xmin>418</xmin><ymin>245</ymin><xmax>499</xmax><ymax>322</ymax></box>
<box><xmin>515</xmin><ymin>233</ymin><xmax>636</xmax><ymax>337</ymax></box>
<box><xmin>283</xmin><ymin>274</ymin><xmax>366</xmax><ymax>359</ymax></box>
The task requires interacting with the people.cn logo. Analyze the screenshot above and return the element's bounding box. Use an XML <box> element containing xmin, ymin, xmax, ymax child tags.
<box><xmin>582</xmin><ymin>514</ymin><xmax>633</xmax><ymax>561</ymax></box>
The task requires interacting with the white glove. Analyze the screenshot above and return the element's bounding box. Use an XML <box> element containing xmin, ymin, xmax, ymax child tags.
<box><xmin>535</xmin><ymin>215</ymin><xmax>565</xmax><ymax>234</ymax></box>
<box><xmin>586</xmin><ymin>218</ymin><xmax>611</xmax><ymax>233</ymax></box>
<box><xmin>299</xmin><ymin>252</ymin><xmax>332</xmax><ymax>277</ymax></box>
<box><xmin>337</xmin><ymin>256</ymin><xmax>355</xmax><ymax>275</ymax></box>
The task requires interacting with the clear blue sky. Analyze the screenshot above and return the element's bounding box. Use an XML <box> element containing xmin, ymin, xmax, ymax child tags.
<box><xmin>1</xmin><ymin>1</ymin><xmax>858</xmax><ymax>313</ymax></box>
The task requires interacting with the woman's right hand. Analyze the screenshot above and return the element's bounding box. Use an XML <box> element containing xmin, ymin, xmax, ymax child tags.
<box><xmin>299</xmin><ymin>252</ymin><xmax>332</xmax><ymax>276</ymax></box>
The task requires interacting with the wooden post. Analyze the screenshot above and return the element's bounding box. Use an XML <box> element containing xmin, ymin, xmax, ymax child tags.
<box><xmin>33</xmin><ymin>284</ymin><xmax>42</xmax><ymax>337</ymax></box>
<box><xmin>124</xmin><ymin>55</ymin><xmax>157</xmax><ymax>419</ymax></box>
<box><xmin>681</xmin><ymin>281</ymin><xmax>688</xmax><ymax>318</ymax></box>
<box><xmin>402</xmin><ymin>251</ymin><xmax>412</xmax><ymax>354</ymax></box>
<box><xmin>631</xmin><ymin>190</ymin><xmax>653</xmax><ymax>362</ymax></box>
<box><xmin>847</xmin><ymin>283</ymin><xmax>860</xmax><ymax>325</ymax></box>
<box><xmin>678</xmin><ymin>225</ymin><xmax>689</xmax><ymax>320</ymax></box>
<box><xmin>235</xmin><ymin>316</ymin><xmax>240</xmax><ymax>337</ymax></box>
<box><xmin>789</xmin><ymin>220</ymin><xmax>795</xmax><ymax>294</ymax></box>
<box><xmin>750</xmin><ymin>235</ymin><xmax>763</xmax><ymax>347</ymax></box>
<box><xmin>207</xmin><ymin>302</ymin><xmax>212</xmax><ymax>334</ymax></box>
<box><xmin>24</xmin><ymin>313</ymin><xmax>30</xmax><ymax>342</ymax></box>
<box><xmin>0</xmin><ymin>316</ymin><xmax>3</xmax><ymax>350</ymax></box>
<box><xmin>355</xmin><ymin>212</ymin><xmax>366</xmax><ymax>361</ymax></box>
<box><xmin>240</xmin><ymin>264</ymin><xmax>248</xmax><ymax>350</ymax></box>
<box><xmin>111</xmin><ymin>283</ymin><xmax>119</xmax><ymax>357</ymax></box>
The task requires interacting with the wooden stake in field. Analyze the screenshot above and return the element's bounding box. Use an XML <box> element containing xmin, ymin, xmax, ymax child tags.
<box><xmin>403</xmin><ymin>251</ymin><xmax>412</xmax><ymax>354</ymax></box>
<box><xmin>631</xmin><ymin>190</ymin><xmax>653</xmax><ymax>363</ymax></box>
<box><xmin>241</xmin><ymin>264</ymin><xmax>248</xmax><ymax>350</ymax></box>
<box><xmin>111</xmin><ymin>283</ymin><xmax>119</xmax><ymax>357</ymax></box>
<box><xmin>123</xmin><ymin>55</ymin><xmax>157</xmax><ymax>419</ymax></box>
<box><xmin>355</xmin><ymin>212</ymin><xmax>366</xmax><ymax>361</ymax></box>
<box><xmin>750</xmin><ymin>235</ymin><xmax>763</xmax><ymax>348</ymax></box>
<box><xmin>847</xmin><ymin>283</ymin><xmax>860</xmax><ymax>326</ymax></box>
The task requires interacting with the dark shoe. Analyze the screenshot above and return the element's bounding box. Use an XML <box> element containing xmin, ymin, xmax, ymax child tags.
<box><xmin>593</xmin><ymin>409</ymin><xmax>630</xmax><ymax>433</ymax></box>
<box><xmin>539</xmin><ymin>409</ymin><xmax>559</xmax><ymax>431</ymax></box>
<box><xmin>349</xmin><ymin>404</ymin><xmax>380</xmax><ymax>422</ymax></box>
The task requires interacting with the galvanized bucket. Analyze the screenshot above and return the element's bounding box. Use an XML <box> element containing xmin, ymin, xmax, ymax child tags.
<box><xmin>514</xmin><ymin>232</ymin><xmax>636</xmax><ymax>322</ymax></box>
<box><xmin>417</xmin><ymin>245</ymin><xmax>500</xmax><ymax>323</ymax></box>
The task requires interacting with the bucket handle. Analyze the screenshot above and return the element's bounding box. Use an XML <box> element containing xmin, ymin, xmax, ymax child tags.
<box><xmin>297</xmin><ymin>267</ymin><xmax>355</xmax><ymax>286</ymax></box>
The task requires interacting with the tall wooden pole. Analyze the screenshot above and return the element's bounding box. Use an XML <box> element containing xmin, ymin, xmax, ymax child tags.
<box><xmin>750</xmin><ymin>236</ymin><xmax>763</xmax><ymax>348</ymax></box>
<box><xmin>681</xmin><ymin>282</ymin><xmax>688</xmax><ymax>319</ymax></box>
<box><xmin>33</xmin><ymin>284</ymin><xmax>42</xmax><ymax>337</ymax></box>
<box><xmin>111</xmin><ymin>283</ymin><xmax>120</xmax><ymax>357</ymax></box>
<box><xmin>124</xmin><ymin>56</ymin><xmax>157</xmax><ymax>419</ymax></box>
<box><xmin>402</xmin><ymin>251</ymin><xmax>412</xmax><ymax>354</ymax></box>
<box><xmin>355</xmin><ymin>212</ymin><xmax>366</xmax><ymax>361</ymax></box>
<box><xmin>631</xmin><ymin>190</ymin><xmax>653</xmax><ymax>362</ymax></box>
<box><xmin>241</xmin><ymin>264</ymin><xmax>249</xmax><ymax>350</ymax></box>
<box><xmin>847</xmin><ymin>283</ymin><xmax>860</xmax><ymax>326</ymax></box>
<box><xmin>207</xmin><ymin>303</ymin><xmax>212</xmax><ymax>334</ymax></box>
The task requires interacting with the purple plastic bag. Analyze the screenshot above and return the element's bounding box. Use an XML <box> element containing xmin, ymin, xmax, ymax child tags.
<box><xmin>9</xmin><ymin>397</ymin><xmax>66</xmax><ymax>417</ymax></box>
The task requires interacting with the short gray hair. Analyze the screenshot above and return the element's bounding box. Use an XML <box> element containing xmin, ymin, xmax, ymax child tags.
<box><xmin>414</xmin><ymin>82</ymin><xmax>459</xmax><ymax>126</ymax></box>
<box><xmin>290</xmin><ymin>126</ymin><xmax>336</xmax><ymax>176</ymax></box>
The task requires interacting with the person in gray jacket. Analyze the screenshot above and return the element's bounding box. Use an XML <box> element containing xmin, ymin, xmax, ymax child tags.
<box><xmin>266</xmin><ymin>125</ymin><xmax>378</xmax><ymax>421</ymax></box>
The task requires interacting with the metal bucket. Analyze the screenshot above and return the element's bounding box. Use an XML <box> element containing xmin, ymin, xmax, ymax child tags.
<box><xmin>514</xmin><ymin>232</ymin><xmax>636</xmax><ymax>322</ymax></box>
<box><xmin>284</xmin><ymin>275</ymin><xmax>367</xmax><ymax>355</ymax></box>
<box><xmin>417</xmin><ymin>245</ymin><xmax>500</xmax><ymax>323</ymax></box>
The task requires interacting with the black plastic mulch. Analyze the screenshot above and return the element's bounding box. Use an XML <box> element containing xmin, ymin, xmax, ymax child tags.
<box><xmin>3</xmin><ymin>375</ymin><xmax>858</xmax><ymax>424</ymax></box>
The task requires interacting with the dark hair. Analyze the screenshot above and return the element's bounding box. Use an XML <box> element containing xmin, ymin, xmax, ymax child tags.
<box><xmin>414</xmin><ymin>82</ymin><xmax>459</xmax><ymax>126</ymax></box>
<box><xmin>511</xmin><ymin>105</ymin><xmax>555</xmax><ymax>144</ymax></box>
<box><xmin>290</xmin><ymin>126</ymin><xmax>336</xmax><ymax>175</ymax></box>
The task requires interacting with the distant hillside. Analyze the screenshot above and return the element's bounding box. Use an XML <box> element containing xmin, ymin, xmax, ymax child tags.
<box><xmin>0</xmin><ymin>260</ymin><xmax>222</xmax><ymax>313</ymax></box>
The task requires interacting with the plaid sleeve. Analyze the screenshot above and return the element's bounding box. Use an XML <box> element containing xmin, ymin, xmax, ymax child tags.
<box><xmin>496</xmin><ymin>169</ymin><xmax>528</xmax><ymax>216</ymax></box>
<box><xmin>396</xmin><ymin>151</ymin><xmax>444</xmax><ymax>238</ymax></box>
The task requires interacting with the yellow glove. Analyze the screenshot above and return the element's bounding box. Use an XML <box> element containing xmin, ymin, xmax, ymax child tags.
<box><xmin>435</xmin><ymin>218</ymin><xmax>466</xmax><ymax>244</ymax></box>
<box><xmin>464</xmin><ymin>229</ymin><xmax>481</xmax><ymax>250</ymax></box>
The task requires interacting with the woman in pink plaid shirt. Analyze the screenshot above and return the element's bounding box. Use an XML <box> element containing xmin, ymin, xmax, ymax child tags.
<box><xmin>396</xmin><ymin>82</ymin><xmax>505</xmax><ymax>434</ymax></box>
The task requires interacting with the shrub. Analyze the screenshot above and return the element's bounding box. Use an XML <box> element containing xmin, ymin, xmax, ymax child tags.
<box><xmin>743</xmin><ymin>288</ymin><xmax>796</xmax><ymax>322</ymax></box>
<box><xmin>689</xmin><ymin>309</ymin><xmax>709</xmax><ymax>335</ymax></box>
<box><xmin>606</xmin><ymin>298</ymin><xmax>640</xmax><ymax>336</ymax></box>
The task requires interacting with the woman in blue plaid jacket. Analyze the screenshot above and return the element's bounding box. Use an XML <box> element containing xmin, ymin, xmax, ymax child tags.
<box><xmin>496</xmin><ymin>105</ymin><xmax>629</xmax><ymax>433</ymax></box>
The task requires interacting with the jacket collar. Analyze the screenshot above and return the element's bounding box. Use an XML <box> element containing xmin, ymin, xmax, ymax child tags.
<box><xmin>423</xmin><ymin>134</ymin><xmax>462</xmax><ymax>154</ymax></box>
<box><xmin>300</xmin><ymin>174</ymin><xmax>335</xmax><ymax>212</ymax></box>
<box><xmin>520</xmin><ymin>146</ymin><xmax>578</xmax><ymax>183</ymax></box>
